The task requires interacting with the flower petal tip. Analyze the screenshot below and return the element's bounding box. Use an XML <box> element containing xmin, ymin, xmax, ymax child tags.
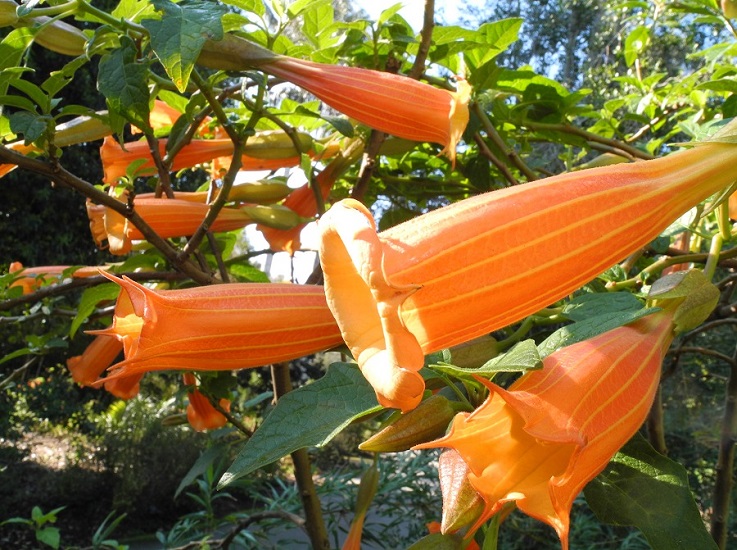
<box><xmin>361</xmin><ymin>351</ymin><xmax>425</xmax><ymax>412</ymax></box>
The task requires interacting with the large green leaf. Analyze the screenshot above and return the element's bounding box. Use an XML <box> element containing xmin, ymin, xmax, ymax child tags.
<box><xmin>585</xmin><ymin>434</ymin><xmax>717</xmax><ymax>550</ymax></box>
<box><xmin>220</xmin><ymin>363</ymin><xmax>380</xmax><ymax>487</ymax></box>
<box><xmin>142</xmin><ymin>0</ymin><xmax>226</xmax><ymax>92</ymax></box>
<box><xmin>97</xmin><ymin>36</ymin><xmax>151</xmax><ymax>134</ymax></box>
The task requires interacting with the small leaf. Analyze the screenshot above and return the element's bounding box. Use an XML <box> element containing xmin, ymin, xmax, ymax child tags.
<box><xmin>585</xmin><ymin>434</ymin><xmax>718</xmax><ymax>550</ymax></box>
<box><xmin>70</xmin><ymin>283</ymin><xmax>120</xmax><ymax>338</ymax></box>
<box><xmin>432</xmin><ymin>339</ymin><xmax>541</xmax><ymax>379</ymax></box>
<box><xmin>142</xmin><ymin>0</ymin><xmax>226</xmax><ymax>92</ymax></box>
<box><xmin>624</xmin><ymin>26</ymin><xmax>649</xmax><ymax>67</ymax></box>
<box><xmin>9</xmin><ymin>111</ymin><xmax>49</xmax><ymax>144</ymax></box>
<box><xmin>35</xmin><ymin>526</ymin><xmax>60</xmax><ymax>549</ymax></box>
<box><xmin>220</xmin><ymin>363</ymin><xmax>380</xmax><ymax>487</ymax></box>
<box><xmin>97</xmin><ymin>36</ymin><xmax>151</xmax><ymax>133</ymax></box>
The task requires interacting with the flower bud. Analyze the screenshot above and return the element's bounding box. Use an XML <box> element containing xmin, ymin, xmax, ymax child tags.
<box><xmin>359</xmin><ymin>394</ymin><xmax>458</xmax><ymax>452</ymax></box>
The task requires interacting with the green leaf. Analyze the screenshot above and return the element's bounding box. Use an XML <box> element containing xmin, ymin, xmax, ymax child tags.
<box><xmin>142</xmin><ymin>0</ymin><xmax>226</xmax><ymax>93</ymax></box>
<box><xmin>431</xmin><ymin>339</ymin><xmax>541</xmax><ymax>379</ymax></box>
<box><xmin>70</xmin><ymin>283</ymin><xmax>120</xmax><ymax>338</ymax></box>
<box><xmin>8</xmin><ymin>79</ymin><xmax>50</xmax><ymax>113</ymax></box>
<box><xmin>624</xmin><ymin>26</ymin><xmax>649</xmax><ymax>67</ymax></box>
<box><xmin>538</xmin><ymin>307</ymin><xmax>660</xmax><ymax>358</ymax></box>
<box><xmin>227</xmin><ymin>263</ymin><xmax>270</xmax><ymax>283</ymax></box>
<box><xmin>585</xmin><ymin>434</ymin><xmax>718</xmax><ymax>550</ymax></box>
<box><xmin>9</xmin><ymin>111</ymin><xmax>49</xmax><ymax>144</ymax></box>
<box><xmin>223</xmin><ymin>0</ymin><xmax>265</xmax><ymax>17</ymax></box>
<box><xmin>561</xmin><ymin>291</ymin><xmax>644</xmax><ymax>322</ymax></box>
<box><xmin>97</xmin><ymin>36</ymin><xmax>151</xmax><ymax>133</ymax></box>
<box><xmin>0</xmin><ymin>347</ymin><xmax>34</xmax><ymax>366</ymax></box>
<box><xmin>42</xmin><ymin>56</ymin><xmax>90</xmax><ymax>98</ymax></box>
<box><xmin>220</xmin><ymin>363</ymin><xmax>380</xmax><ymax>487</ymax></box>
<box><xmin>301</xmin><ymin>0</ymin><xmax>334</xmax><ymax>49</ymax></box>
<box><xmin>175</xmin><ymin>444</ymin><xmax>227</xmax><ymax>498</ymax></box>
<box><xmin>35</xmin><ymin>526</ymin><xmax>60</xmax><ymax>549</ymax></box>
<box><xmin>0</xmin><ymin>28</ymin><xmax>34</xmax><ymax>99</ymax></box>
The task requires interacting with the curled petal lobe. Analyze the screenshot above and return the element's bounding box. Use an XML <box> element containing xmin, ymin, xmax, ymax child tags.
<box><xmin>319</xmin><ymin>199</ymin><xmax>424</xmax><ymax>411</ymax></box>
<box><xmin>67</xmin><ymin>335</ymin><xmax>124</xmax><ymax>386</ymax></box>
<box><xmin>319</xmin><ymin>142</ymin><xmax>737</xmax><ymax>410</ymax></box>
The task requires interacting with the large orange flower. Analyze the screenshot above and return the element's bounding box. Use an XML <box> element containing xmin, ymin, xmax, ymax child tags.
<box><xmin>318</xmin><ymin>142</ymin><xmax>737</xmax><ymax>411</ymax></box>
<box><xmin>91</xmin><ymin>274</ymin><xmax>343</xmax><ymax>381</ymax></box>
<box><xmin>263</xmin><ymin>57</ymin><xmax>471</xmax><ymax>165</ymax></box>
<box><xmin>415</xmin><ymin>311</ymin><xmax>676</xmax><ymax>550</ymax></box>
<box><xmin>198</xmin><ymin>36</ymin><xmax>471</xmax><ymax>164</ymax></box>
<box><xmin>101</xmin><ymin>131</ymin><xmax>320</xmax><ymax>184</ymax></box>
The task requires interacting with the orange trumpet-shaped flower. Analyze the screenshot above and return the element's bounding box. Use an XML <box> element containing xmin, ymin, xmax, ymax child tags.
<box><xmin>262</xmin><ymin>57</ymin><xmax>471</xmax><ymax>164</ymax></box>
<box><xmin>9</xmin><ymin>262</ymin><xmax>105</xmax><ymax>294</ymax></box>
<box><xmin>90</xmin><ymin>273</ymin><xmax>343</xmax><ymax>381</ymax></box>
<box><xmin>415</xmin><ymin>311</ymin><xmax>676</xmax><ymax>550</ymax></box>
<box><xmin>182</xmin><ymin>373</ymin><xmax>230</xmax><ymax>432</ymax></box>
<box><xmin>86</xmin><ymin>196</ymin><xmax>255</xmax><ymax>255</ymax></box>
<box><xmin>319</xmin><ymin>142</ymin><xmax>737</xmax><ymax>411</ymax></box>
<box><xmin>100</xmin><ymin>131</ymin><xmax>319</xmax><ymax>184</ymax></box>
<box><xmin>197</xmin><ymin>37</ymin><xmax>470</xmax><ymax>163</ymax></box>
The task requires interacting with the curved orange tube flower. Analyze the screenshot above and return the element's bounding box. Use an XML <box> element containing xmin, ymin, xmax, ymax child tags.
<box><xmin>86</xmin><ymin>196</ymin><xmax>255</xmax><ymax>255</ymax></box>
<box><xmin>263</xmin><ymin>57</ymin><xmax>471</xmax><ymax>164</ymax></box>
<box><xmin>101</xmin><ymin>131</ymin><xmax>324</xmax><ymax>184</ymax></box>
<box><xmin>90</xmin><ymin>273</ymin><xmax>343</xmax><ymax>382</ymax></box>
<box><xmin>9</xmin><ymin>262</ymin><xmax>105</xmax><ymax>294</ymax></box>
<box><xmin>182</xmin><ymin>373</ymin><xmax>230</xmax><ymax>432</ymax></box>
<box><xmin>415</xmin><ymin>311</ymin><xmax>676</xmax><ymax>550</ymax></box>
<box><xmin>319</xmin><ymin>142</ymin><xmax>737</xmax><ymax>411</ymax></box>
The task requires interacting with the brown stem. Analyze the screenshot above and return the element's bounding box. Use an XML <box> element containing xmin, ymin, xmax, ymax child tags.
<box><xmin>407</xmin><ymin>0</ymin><xmax>434</xmax><ymax>80</ymax></box>
<box><xmin>645</xmin><ymin>386</ymin><xmax>667</xmax><ymax>455</ymax></box>
<box><xmin>179</xmin><ymin>140</ymin><xmax>245</xmax><ymax>259</ymax></box>
<box><xmin>710</xmin><ymin>352</ymin><xmax>737</xmax><ymax>549</ymax></box>
<box><xmin>270</xmin><ymin>363</ymin><xmax>329</xmax><ymax>549</ymax></box>
<box><xmin>209</xmin><ymin>396</ymin><xmax>252</xmax><ymax>437</ymax></box>
<box><xmin>0</xmin><ymin>146</ymin><xmax>216</xmax><ymax>285</ymax></box>
<box><xmin>0</xmin><ymin>271</ymin><xmax>189</xmax><ymax>311</ymax></box>
<box><xmin>473</xmin><ymin>133</ymin><xmax>519</xmax><ymax>186</ymax></box>
<box><xmin>473</xmin><ymin>103</ymin><xmax>538</xmax><ymax>181</ymax></box>
<box><xmin>522</xmin><ymin>121</ymin><xmax>655</xmax><ymax>160</ymax></box>
<box><xmin>144</xmin><ymin>132</ymin><xmax>174</xmax><ymax>198</ymax></box>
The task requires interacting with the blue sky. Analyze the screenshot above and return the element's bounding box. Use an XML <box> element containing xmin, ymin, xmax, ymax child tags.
<box><xmin>352</xmin><ymin>0</ymin><xmax>481</xmax><ymax>29</ymax></box>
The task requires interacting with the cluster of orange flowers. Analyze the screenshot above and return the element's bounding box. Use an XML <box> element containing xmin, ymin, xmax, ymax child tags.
<box><xmin>6</xmin><ymin>50</ymin><xmax>737</xmax><ymax>548</ymax></box>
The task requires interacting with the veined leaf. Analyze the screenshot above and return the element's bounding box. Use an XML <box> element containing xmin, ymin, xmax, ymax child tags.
<box><xmin>97</xmin><ymin>36</ymin><xmax>151</xmax><ymax>134</ymax></box>
<box><xmin>585</xmin><ymin>434</ymin><xmax>717</xmax><ymax>550</ymax></box>
<box><xmin>70</xmin><ymin>283</ymin><xmax>120</xmax><ymax>338</ymax></box>
<box><xmin>220</xmin><ymin>363</ymin><xmax>380</xmax><ymax>487</ymax></box>
<box><xmin>142</xmin><ymin>0</ymin><xmax>226</xmax><ymax>93</ymax></box>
